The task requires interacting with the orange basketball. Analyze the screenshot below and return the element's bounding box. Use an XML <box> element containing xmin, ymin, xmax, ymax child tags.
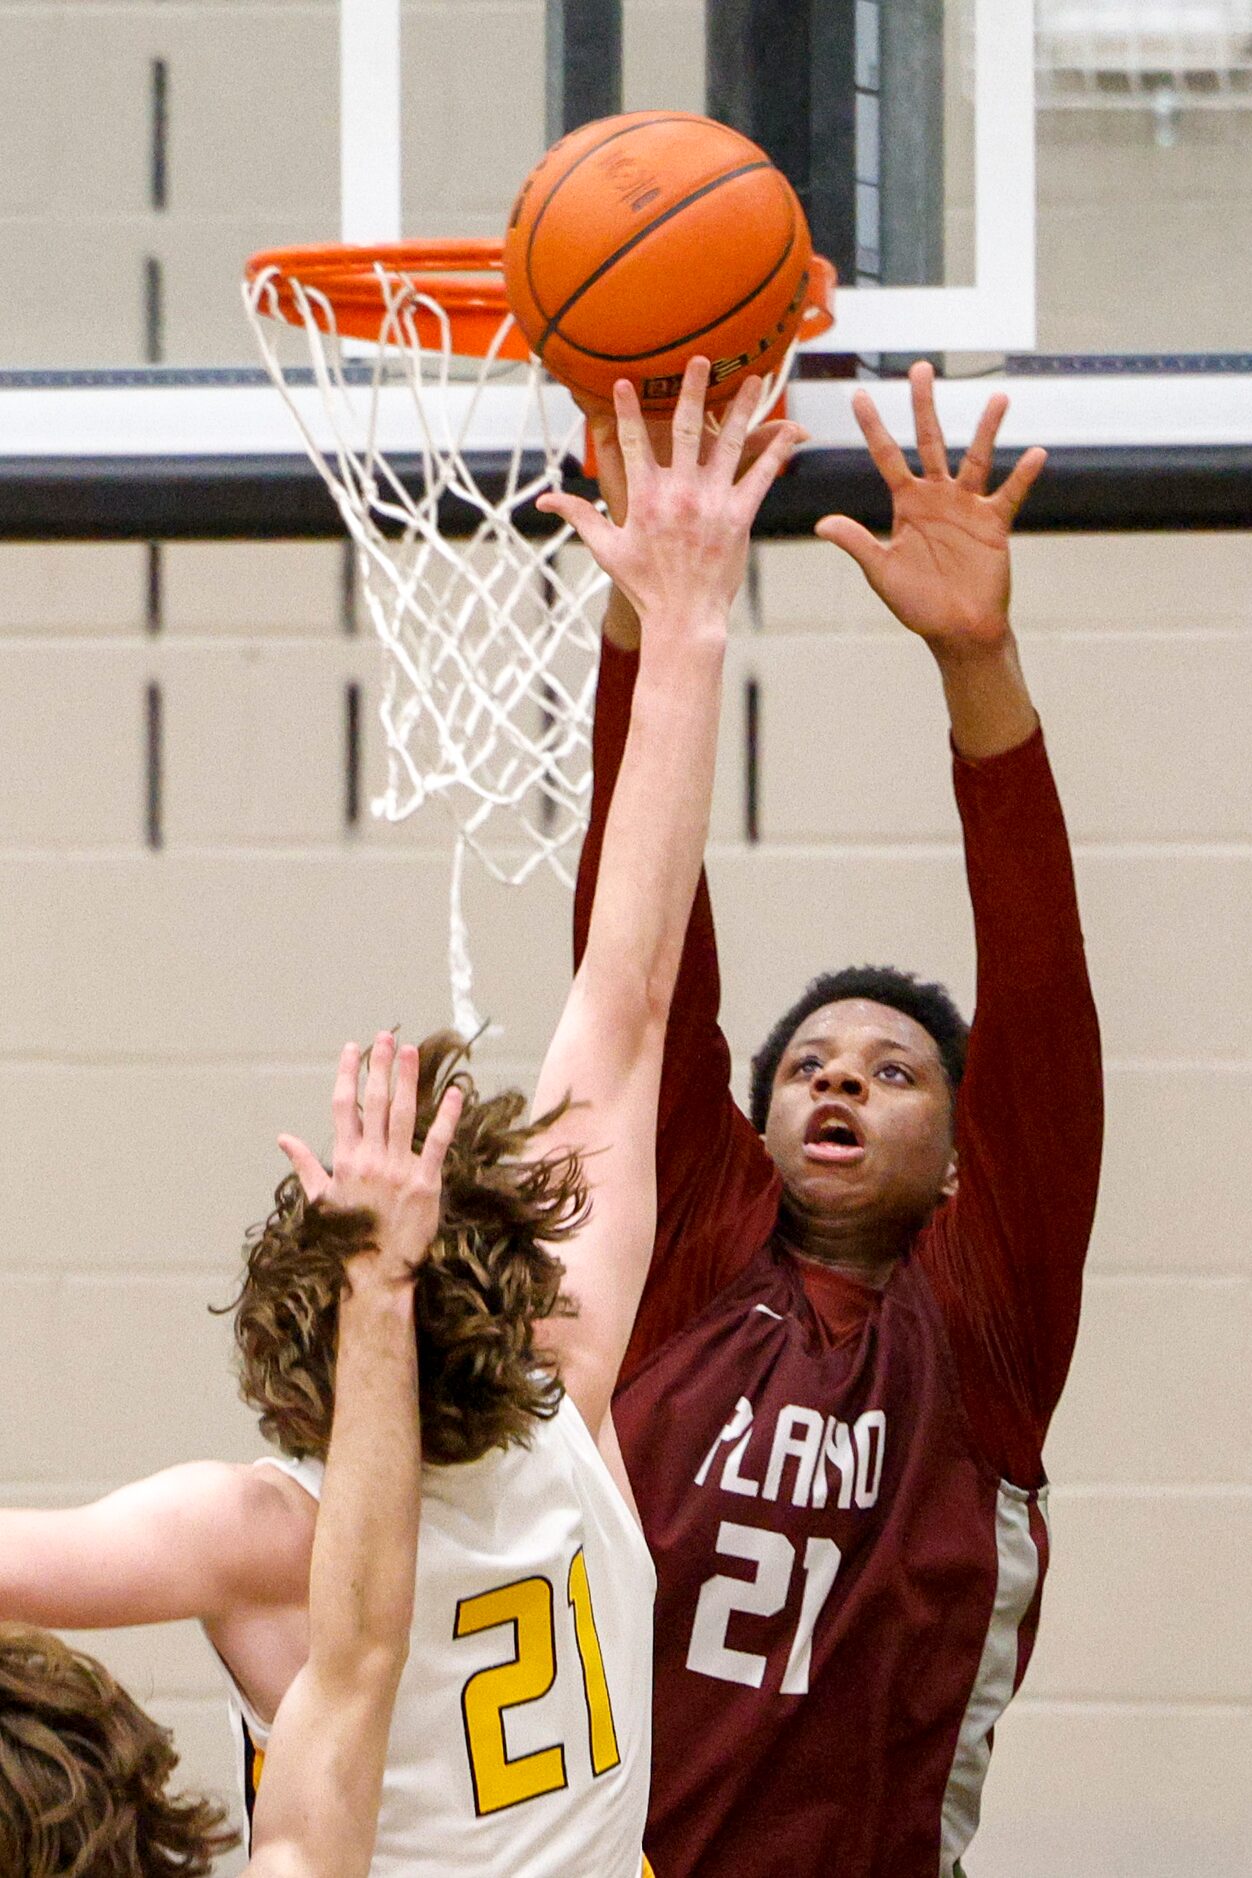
<box><xmin>504</xmin><ymin>111</ymin><xmax>827</xmax><ymax>412</ymax></box>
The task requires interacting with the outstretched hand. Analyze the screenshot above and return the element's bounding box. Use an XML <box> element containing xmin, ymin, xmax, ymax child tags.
<box><xmin>538</xmin><ymin>358</ymin><xmax>804</xmax><ymax>631</ymax></box>
<box><xmin>585</xmin><ymin>399</ymin><xmax>799</xmax><ymax>530</ymax></box>
<box><xmin>816</xmin><ymin>362</ymin><xmax>1047</xmax><ymax>660</ymax></box>
<box><xmin>278</xmin><ymin>1032</ymin><xmax>462</xmax><ymax>1292</ymax></box>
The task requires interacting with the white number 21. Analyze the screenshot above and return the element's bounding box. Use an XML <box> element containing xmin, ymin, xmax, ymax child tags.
<box><xmin>686</xmin><ymin>1521</ymin><xmax>841</xmax><ymax>1696</ymax></box>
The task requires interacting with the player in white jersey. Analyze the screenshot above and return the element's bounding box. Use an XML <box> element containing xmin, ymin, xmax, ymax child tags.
<box><xmin>229</xmin><ymin>1025</ymin><xmax>657</xmax><ymax>1875</ymax></box>
<box><xmin>0</xmin><ymin>1044</ymin><xmax>460</xmax><ymax>1878</ymax></box>
<box><xmin>0</xmin><ymin>361</ymin><xmax>801</xmax><ymax>1874</ymax></box>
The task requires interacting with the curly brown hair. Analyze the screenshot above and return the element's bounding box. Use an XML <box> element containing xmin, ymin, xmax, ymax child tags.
<box><xmin>227</xmin><ymin>1031</ymin><xmax>585</xmax><ymax>1468</ymax></box>
<box><xmin>0</xmin><ymin>1623</ymin><xmax>238</xmax><ymax>1877</ymax></box>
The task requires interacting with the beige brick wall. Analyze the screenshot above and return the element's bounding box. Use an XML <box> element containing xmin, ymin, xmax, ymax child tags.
<box><xmin>1</xmin><ymin>5</ymin><xmax>1250</xmax><ymax>1875</ymax></box>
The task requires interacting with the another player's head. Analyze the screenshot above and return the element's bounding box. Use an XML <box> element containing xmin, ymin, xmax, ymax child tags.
<box><xmin>750</xmin><ymin>967</ymin><xmax>968</xmax><ymax>1238</ymax></box>
<box><xmin>0</xmin><ymin>1622</ymin><xmax>238</xmax><ymax>1877</ymax></box>
<box><xmin>231</xmin><ymin>1031</ymin><xmax>585</xmax><ymax>1468</ymax></box>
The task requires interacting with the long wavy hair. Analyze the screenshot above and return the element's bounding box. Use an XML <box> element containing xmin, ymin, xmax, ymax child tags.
<box><xmin>227</xmin><ymin>1032</ymin><xmax>586</xmax><ymax>1468</ymax></box>
<box><xmin>0</xmin><ymin>1623</ymin><xmax>238</xmax><ymax>1877</ymax></box>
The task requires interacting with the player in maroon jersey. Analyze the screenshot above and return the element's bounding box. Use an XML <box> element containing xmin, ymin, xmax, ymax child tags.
<box><xmin>574</xmin><ymin>363</ymin><xmax>1103</xmax><ymax>1878</ymax></box>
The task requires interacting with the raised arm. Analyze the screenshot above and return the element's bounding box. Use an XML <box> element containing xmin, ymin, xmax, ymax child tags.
<box><xmin>245</xmin><ymin>1035</ymin><xmax>461</xmax><ymax>1878</ymax></box>
<box><xmin>532</xmin><ymin>361</ymin><xmax>802</xmax><ymax>1441</ymax></box>
<box><xmin>572</xmin><ymin>419</ymin><xmax>787</xmax><ymax>1378</ymax></box>
<box><xmin>818</xmin><ymin>364</ymin><xmax>1103</xmax><ymax>1480</ymax></box>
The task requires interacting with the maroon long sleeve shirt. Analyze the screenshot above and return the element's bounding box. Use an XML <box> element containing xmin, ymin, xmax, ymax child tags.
<box><xmin>574</xmin><ymin>641</ymin><xmax>1103</xmax><ymax>1877</ymax></box>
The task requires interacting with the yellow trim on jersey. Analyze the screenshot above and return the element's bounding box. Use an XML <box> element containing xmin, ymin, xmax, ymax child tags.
<box><xmin>567</xmin><ymin>1546</ymin><xmax>622</xmax><ymax>1776</ymax></box>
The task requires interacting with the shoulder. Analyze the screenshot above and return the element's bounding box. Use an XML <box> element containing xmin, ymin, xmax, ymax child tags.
<box><xmin>152</xmin><ymin>1458</ymin><xmax>314</xmax><ymax>1525</ymax></box>
<box><xmin>232</xmin><ymin>1463</ymin><xmax>318</xmax><ymax>1585</ymax></box>
<box><xmin>157</xmin><ymin>1460</ymin><xmax>316</xmax><ymax>1603</ymax></box>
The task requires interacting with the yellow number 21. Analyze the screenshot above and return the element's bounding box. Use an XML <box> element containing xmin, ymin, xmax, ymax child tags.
<box><xmin>455</xmin><ymin>1548</ymin><xmax>622</xmax><ymax>1817</ymax></box>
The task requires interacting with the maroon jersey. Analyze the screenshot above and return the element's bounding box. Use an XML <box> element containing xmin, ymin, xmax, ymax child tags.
<box><xmin>574</xmin><ymin>642</ymin><xmax>1103</xmax><ymax>1878</ymax></box>
<box><xmin>615</xmin><ymin>1245</ymin><xmax>1049</xmax><ymax>1875</ymax></box>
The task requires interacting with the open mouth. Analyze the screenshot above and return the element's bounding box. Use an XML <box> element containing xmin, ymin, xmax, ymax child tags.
<box><xmin>802</xmin><ymin>1105</ymin><xmax>866</xmax><ymax>1163</ymax></box>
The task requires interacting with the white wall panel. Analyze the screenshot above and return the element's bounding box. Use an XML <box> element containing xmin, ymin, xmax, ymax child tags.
<box><xmin>3</xmin><ymin>1063</ymin><xmax>328</xmax><ymax>1273</ymax></box>
<box><xmin>164</xmin><ymin>11</ymin><xmax>339</xmax><ymax>220</ymax></box>
<box><xmin>759</xmin><ymin>532</ymin><xmax>1252</xmax><ymax>636</ymax></box>
<box><xmin>1093</xmin><ymin>1066</ymin><xmax>1252</xmax><ymax>1275</ymax></box>
<box><xmin>739</xmin><ymin>632</ymin><xmax>1252</xmax><ymax>842</ymax></box>
<box><xmin>163</xmin><ymin>541</ymin><xmax>345</xmax><ymax>635</ymax></box>
<box><xmin>0</xmin><ymin>11</ymin><xmax>61</xmax><ymax>215</ymax></box>
<box><xmin>977</xmin><ymin>1702</ymin><xmax>1252</xmax><ymax>1878</ymax></box>
<box><xmin>0</xmin><ymin>545</ymin><xmax>146</xmax><ymax>632</ymax></box>
<box><xmin>3</xmin><ymin>1050</ymin><xmax>547</xmax><ymax>1275</ymax></box>
<box><xmin>0</xmin><ymin>1272</ymin><xmax>259</xmax><ymax>1483</ymax></box>
<box><xmin>0</xmin><ymin>852</ymin><xmax>569</xmax><ymax>1057</ymax></box>
<box><xmin>1044</xmin><ymin>1276</ymin><xmax>1250</xmax><ymax>1486</ymax></box>
<box><xmin>624</xmin><ymin>1</ymin><xmax>706</xmax><ymax>114</ymax></box>
<box><xmin>402</xmin><ymin>1</ymin><xmax>547</xmax><ymax>233</ymax></box>
<box><xmin>161</xmin><ymin>640</ymin><xmax>351</xmax><ymax>845</ymax></box>
<box><xmin>1028</xmin><ymin>1490</ymin><xmax>1251</xmax><ymax>1703</ymax></box>
<box><xmin>0</xmin><ymin>646</ymin><xmax>145</xmax><ymax>844</ymax></box>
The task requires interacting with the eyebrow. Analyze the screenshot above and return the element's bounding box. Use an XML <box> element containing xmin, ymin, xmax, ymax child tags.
<box><xmin>789</xmin><ymin>1033</ymin><xmax>923</xmax><ymax>1060</ymax></box>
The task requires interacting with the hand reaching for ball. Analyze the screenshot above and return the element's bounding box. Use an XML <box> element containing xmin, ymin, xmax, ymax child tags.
<box><xmin>571</xmin><ymin>378</ymin><xmax>807</xmax><ymax>651</ymax></box>
<box><xmin>583</xmin><ymin>394</ymin><xmax>804</xmax><ymax>530</ymax></box>
<box><xmin>537</xmin><ymin>357</ymin><xmax>804</xmax><ymax>640</ymax></box>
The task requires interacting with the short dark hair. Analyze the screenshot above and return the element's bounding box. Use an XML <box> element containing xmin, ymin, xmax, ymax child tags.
<box><xmin>748</xmin><ymin>965</ymin><xmax>969</xmax><ymax>1133</ymax></box>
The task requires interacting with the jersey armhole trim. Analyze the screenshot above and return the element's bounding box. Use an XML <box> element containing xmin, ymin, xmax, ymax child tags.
<box><xmin>252</xmin><ymin>1453</ymin><xmax>323</xmax><ymax>1502</ymax></box>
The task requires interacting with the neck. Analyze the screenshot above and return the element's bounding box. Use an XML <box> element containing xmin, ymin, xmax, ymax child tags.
<box><xmin>775</xmin><ymin>1197</ymin><xmax>914</xmax><ymax>1288</ymax></box>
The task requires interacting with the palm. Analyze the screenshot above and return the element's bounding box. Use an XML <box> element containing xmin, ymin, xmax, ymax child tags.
<box><xmin>278</xmin><ymin>1038</ymin><xmax>462</xmax><ymax>1285</ymax></box>
<box><xmin>870</xmin><ymin>482</ymin><xmax>1012</xmax><ymax>647</ymax></box>
<box><xmin>817</xmin><ymin>364</ymin><xmax>1045</xmax><ymax>656</ymax></box>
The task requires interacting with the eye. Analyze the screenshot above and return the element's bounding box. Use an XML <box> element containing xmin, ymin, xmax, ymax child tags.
<box><xmin>792</xmin><ymin>1054</ymin><xmax>822</xmax><ymax>1076</ymax></box>
<box><xmin>877</xmin><ymin>1062</ymin><xmax>915</xmax><ymax>1086</ymax></box>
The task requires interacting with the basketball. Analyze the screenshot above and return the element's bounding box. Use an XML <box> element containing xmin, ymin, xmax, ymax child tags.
<box><xmin>503</xmin><ymin>111</ymin><xmax>824</xmax><ymax>411</ymax></box>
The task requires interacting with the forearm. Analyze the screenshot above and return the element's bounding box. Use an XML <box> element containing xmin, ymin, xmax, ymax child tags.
<box><xmin>310</xmin><ymin>1283</ymin><xmax>420</xmax><ymax>1681</ymax></box>
<box><xmin>932</xmin><ymin>629</ymin><xmax>1038</xmax><ymax>760</ymax></box>
<box><xmin>579</xmin><ymin>616</ymin><xmax>726</xmax><ymax>1027</ymax></box>
<box><xmin>574</xmin><ymin>637</ymin><xmax>637</xmax><ymax>975</ymax></box>
<box><xmin>939</xmin><ymin>728</ymin><xmax>1102</xmax><ymax>1442</ymax></box>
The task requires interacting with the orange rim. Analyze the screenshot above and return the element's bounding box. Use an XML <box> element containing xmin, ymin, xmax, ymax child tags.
<box><xmin>801</xmin><ymin>255</ymin><xmax>838</xmax><ymax>340</ymax></box>
<box><xmin>243</xmin><ymin>238</ymin><xmax>529</xmax><ymax>359</ymax></box>
<box><xmin>245</xmin><ymin>238</ymin><xmax>837</xmax><ymax>360</ymax></box>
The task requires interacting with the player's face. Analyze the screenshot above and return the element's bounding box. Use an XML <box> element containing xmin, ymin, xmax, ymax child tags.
<box><xmin>764</xmin><ymin>1000</ymin><xmax>956</xmax><ymax>1234</ymax></box>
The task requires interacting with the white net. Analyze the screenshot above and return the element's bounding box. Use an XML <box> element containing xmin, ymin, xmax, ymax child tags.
<box><xmin>243</xmin><ymin>250</ymin><xmax>809</xmax><ymax>1034</ymax></box>
<box><xmin>243</xmin><ymin>259</ymin><xmax>607</xmax><ymax>1034</ymax></box>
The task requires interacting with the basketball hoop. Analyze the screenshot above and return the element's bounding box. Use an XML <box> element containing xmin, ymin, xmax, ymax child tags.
<box><xmin>242</xmin><ymin>238</ymin><xmax>830</xmax><ymax>1035</ymax></box>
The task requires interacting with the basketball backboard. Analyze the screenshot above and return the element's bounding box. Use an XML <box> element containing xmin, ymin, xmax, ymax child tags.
<box><xmin>0</xmin><ymin>0</ymin><xmax>1247</xmax><ymax>534</ymax></box>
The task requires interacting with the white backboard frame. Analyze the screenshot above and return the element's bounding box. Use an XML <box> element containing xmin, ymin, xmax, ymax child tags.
<box><xmin>0</xmin><ymin>0</ymin><xmax>1043</xmax><ymax>456</ymax></box>
<box><xmin>340</xmin><ymin>0</ymin><xmax>402</xmax><ymax>244</ymax></box>
<box><xmin>810</xmin><ymin>0</ymin><xmax>1038</xmax><ymax>354</ymax></box>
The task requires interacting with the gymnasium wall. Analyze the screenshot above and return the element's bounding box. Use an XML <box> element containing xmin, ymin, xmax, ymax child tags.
<box><xmin>1</xmin><ymin>6</ymin><xmax>1249</xmax><ymax>1875</ymax></box>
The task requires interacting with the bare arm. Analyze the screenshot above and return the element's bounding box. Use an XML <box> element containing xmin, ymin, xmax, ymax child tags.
<box><xmin>531</xmin><ymin>363</ymin><xmax>803</xmax><ymax>1441</ymax></box>
<box><xmin>0</xmin><ymin>1462</ymin><xmax>311</xmax><ymax>1632</ymax></box>
<box><xmin>246</xmin><ymin>1036</ymin><xmax>461</xmax><ymax>1878</ymax></box>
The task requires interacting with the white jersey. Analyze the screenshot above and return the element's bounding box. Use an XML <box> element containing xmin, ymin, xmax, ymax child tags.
<box><xmin>222</xmin><ymin>1396</ymin><xmax>655</xmax><ymax>1878</ymax></box>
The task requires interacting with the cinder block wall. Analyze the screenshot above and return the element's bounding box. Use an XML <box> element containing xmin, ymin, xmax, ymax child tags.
<box><xmin>1</xmin><ymin>6</ymin><xmax>1249</xmax><ymax>1876</ymax></box>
